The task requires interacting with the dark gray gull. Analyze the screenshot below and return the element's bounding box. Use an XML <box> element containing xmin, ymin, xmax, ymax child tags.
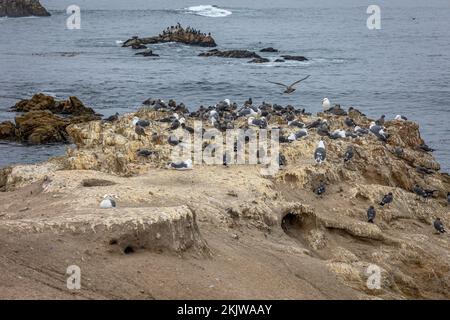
<box><xmin>344</xmin><ymin>146</ymin><xmax>354</xmax><ymax>162</ymax></box>
<box><xmin>380</xmin><ymin>192</ymin><xmax>393</xmax><ymax>207</ymax></box>
<box><xmin>135</xmin><ymin>124</ymin><xmax>146</xmax><ymax>139</ymax></box>
<box><xmin>344</xmin><ymin>117</ymin><xmax>357</xmax><ymax>127</ymax></box>
<box><xmin>433</xmin><ymin>218</ymin><xmax>446</xmax><ymax>234</ymax></box>
<box><xmin>133</xmin><ymin>116</ymin><xmax>150</xmax><ymax>127</ymax></box>
<box><xmin>248</xmin><ymin>116</ymin><xmax>268</xmax><ymax>129</ymax></box>
<box><xmin>137</xmin><ymin>149</ymin><xmax>156</xmax><ymax>157</ymax></box>
<box><xmin>394</xmin><ymin>115</ymin><xmax>408</xmax><ymax>121</ymax></box>
<box><xmin>367</xmin><ymin>206</ymin><xmax>376</xmax><ymax>223</ymax></box>
<box><xmin>375</xmin><ymin>115</ymin><xmax>386</xmax><ymax>126</ymax></box>
<box><xmin>314</xmin><ymin>181</ymin><xmax>326</xmax><ymax>196</ymax></box>
<box><xmin>288</xmin><ymin>120</ymin><xmax>305</xmax><ymax>128</ymax></box>
<box><xmin>354</xmin><ymin>126</ymin><xmax>369</xmax><ymax>136</ymax></box>
<box><xmin>314</xmin><ymin>140</ymin><xmax>326</xmax><ymax>164</ymax></box>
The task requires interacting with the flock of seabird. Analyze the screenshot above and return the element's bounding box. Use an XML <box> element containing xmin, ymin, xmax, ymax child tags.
<box><xmin>101</xmin><ymin>96</ymin><xmax>448</xmax><ymax>235</ymax></box>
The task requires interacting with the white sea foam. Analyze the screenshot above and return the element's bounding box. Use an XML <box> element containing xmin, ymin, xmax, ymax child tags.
<box><xmin>115</xmin><ymin>40</ymin><xmax>124</xmax><ymax>45</ymax></box>
<box><xmin>185</xmin><ymin>5</ymin><xmax>232</xmax><ymax>17</ymax></box>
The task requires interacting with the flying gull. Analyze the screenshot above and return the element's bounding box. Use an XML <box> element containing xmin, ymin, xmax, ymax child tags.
<box><xmin>267</xmin><ymin>75</ymin><xmax>310</xmax><ymax>94</ymax></box>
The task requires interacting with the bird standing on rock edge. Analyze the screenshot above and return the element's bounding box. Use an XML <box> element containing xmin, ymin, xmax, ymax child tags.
<box><xmin>314</xmin><ymin>140</ymin><xmax>326</xmax><ymax>164</ymax></box>
<box><xmin>367</xmin><ymin>206</ymin><xmax>376</xmax><ymax>223</ymax></box>
<box><xmin>433</xmin><ymin>218</ymin><xmax>446</xmax><ymax>234</ymax></box>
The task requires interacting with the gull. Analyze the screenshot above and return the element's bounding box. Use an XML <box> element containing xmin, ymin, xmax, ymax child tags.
<box><xmin>322</xmin><ymin>98</ymin><xmax>331</xmax><ymax>110</ymax></box>
<box><xmin>267</xmin><ymin>75</ymin><xmax>310</xmax><ymax>94</ymax></box>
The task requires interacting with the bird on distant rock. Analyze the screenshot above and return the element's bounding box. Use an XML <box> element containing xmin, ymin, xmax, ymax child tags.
<box><xmin>100</xmin><ymin>195</ymin><xmax>116</xmax><ymax>209</ymax></box>
<box><xmin>278</xmin><ymin>153</ymin><xmax>287</xmax><ymax>167</ymax></box>
<box><xmin>433</xmin><ymin>218</ymin><xmax>446</xmax><ymax>234</ymax></box>
<box><xmin>306</xmin><ymin>119</ymin><xmax>323</xmax><ymax>129</ymax></box>
<box><xmin>104</xmin><ymin>112</ymin><xmax>119</xmax><ymax>122</ymax></box>
<box><xmin>344</xmin><ymin>146</ymin><xmax>354</xmax><ymax>162</ymax></box>
<box><xmin>244</xmin><ymin>98</ymin><xmax>253</xmax><ymax>107</ymax></box>
<box><xmin>168</xmin><ymin>159</ymin><xmax>193</xmax><ymax>170</ymax></box>
<box><xmin>367</xmin><ymin>206</ymin><xmax>376</xmax><ymax>223</ymax></box>
<box><xmin>135</xmin><ymin>124</ymin><xmax>146</xmax><ymax>140</ymax></box>
<box><xmin>394</xmin><ymin>115</ymin><xmax>408</xmax><ymax>121</ymax></box>
<box><xmin>329</xmin><ymin>129</ymin><xmax>347</xmax><ymax>140</ymax></box>
<box><xmin>369</xmin><ymin>122</ymin><xmax>388</xmax><ymax>142</ymax></box>
<box><xmin>447</xmin><ymin>192</ymin><xmax>450</xmax><ymax>205</ymax></box>
<box><xmin>132</xmin><ymin>116</ymin><xmax>150</xmax><ymax>127</ymax></box>
<box><xmin>181</xmin><ymin>123</ymin><xmax>194</xmax><ymax>134</ymax></box>
<box><xmin>375</xmin><ymin>115</ymin><xmax>386</xmax><ymax>126</ymax></box>
<box><xmin>413</xmin><ymin>185</ymin><xmax>437</xmax><ymax>199</ymax></box>
<box><xmin>288</xmin><ymin>129</ymin><xmax>308</xmax><ymax>141</ymax></box>
<box><xmin>416</xmin><ymin>166</ymin><xmax>434</xmax><ymax>175</ymax></box>
<box><xmin>322</xmin><ymin>98</ymin><xmax>331</xmax><ymax>110</ymax></box>
<box><xmin>267</xmin><ymin>75</ymin><xmax>310</xmax><ymax>94</ymax></box>
<box><xmin>344</xmin><ymin>117</ymin><xmax>357</xmax><ymax>127</ymax></box>
<box><xmin>380</xmin><ymin>192</ymin><xmax>393</xmax><ymax>207</ymax></box>
<box><xmin>418</xmin><ymin>143</ymin><xmax>435</xmax><ymax>153</ymax></box>
<box><xmin>288</xmin><ymin>120</ymin><xmax>305</xmax><ymax>128</ymax></box>
<box><xmin>314</xmin><ymin>181</ymin><xmax>326</xmax><ymax>196</ymax></box>
<box><xmin>248</xmin><ymin>117</ymin><xmax>268</xmax><ymax>129</ymax></box>
<box><xmin>137</xmin><ymin>149</ymin><xmax>156</xmax><ymax>157</ymax></box>
<box><xmin>354</xmin><ymin>126</ymin><xmax>369</xmax><ymax>136</ymax></box>
<box><xmin>314</xmin><ymin>140</ymin><xmax>326</xmax><ymax>164</ymax></box>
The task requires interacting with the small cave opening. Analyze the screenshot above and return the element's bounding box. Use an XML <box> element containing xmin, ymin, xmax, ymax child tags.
<box><xmin>281</xmin><ymin>211</ymin><xmax>317</xmax><ymax>248</ymax></box>
<box><xmin>123</xmin><ymin>246</ymin><xmax>135</xmax><ymax>255</ymax></box>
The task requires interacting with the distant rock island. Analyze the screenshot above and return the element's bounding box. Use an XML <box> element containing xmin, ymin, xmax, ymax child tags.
<box><xmin>122</xmin><ymin>25</ymin><xmax>217</xmax><ymax>48</ymax></box>
<box><xmin>0</xmin><ymin>0</ymin><xmax>50</xmax><ymax>17</ymax></box>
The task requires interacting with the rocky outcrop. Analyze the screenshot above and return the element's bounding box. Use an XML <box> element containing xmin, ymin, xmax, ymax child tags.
<box><xmin>0</xmin><ymin>0</ymin><xmax>50</xmax><ymax>17</ymax></box>
<box><xmin>1</xmin><ymin>93</ymin><xmax>101</xmax><ymax>144</ymax></box>
<box><xmin>135</xmin><ymin>49</ymin><xmax>159</xmax><ymax>57</ymax></box>
<box><xmin>281</xmin><ymin>55</ymin><xmax>308</xmax><ymax>61</ymax></box>
<box><xmin>260</xmin><ymin>47</ymin><xmax>278</xmax><ymax>53</ymax></box>
<box><xmin>248</xmin><ymin>57</ymin><xmax>270</xmax><ymax>63</ymax></box>
<box><xmin>123</xmin><ymin>26</ymin><xmax>217</xmax><ymax>48</ymax></box>
<box><xmin>199</xmin><ymin>49</ymin><xmax>262</xmax><ymax>59</ymax></box>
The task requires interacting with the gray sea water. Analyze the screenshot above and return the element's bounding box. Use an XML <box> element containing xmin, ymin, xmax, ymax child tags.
<box><xmin>0</xmin><ymin>0</ymin><xmax>449</xmax><ymax>171</ymax></box>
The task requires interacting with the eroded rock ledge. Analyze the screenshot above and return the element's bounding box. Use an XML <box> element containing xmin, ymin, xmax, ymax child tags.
<box><xmin>0</xmin><ymin>0</ymin><xmax>50</xmax><ymax>17</ymax></box>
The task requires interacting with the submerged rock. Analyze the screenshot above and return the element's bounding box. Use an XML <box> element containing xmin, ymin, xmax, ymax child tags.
<box><xmin>0</xmin><ymin>0</ymin><xmax>50</xmax><ymax>17</ymax></box>
<box><xmin>248</xmin><ymin>57</ymin><xmax>270</xmax><ymax>63</ymax></box>
<box><xmin>260</xmin><ymin>47</ymin><xmax>278</xmax><ymax>53</ymax></box>
<box><xmin>281</xmin><ymin>55</ymin><xmax>308</xmax><ymax>61</ymax></box>
<box><xmin>135</xmin><ymin>49</ymin><xmax>159</xmax><ymax>57</ymax></box>
<box><xmin>199</xmin><ymin>49</ymin><xmax>262</xmax><ymax>59</ymax></box>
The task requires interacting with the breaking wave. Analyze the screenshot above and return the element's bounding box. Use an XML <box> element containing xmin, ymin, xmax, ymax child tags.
<box><xmin>184</xmin><ymin>5</ymin><xmax>232</xmax><ymax>17</ymax></box>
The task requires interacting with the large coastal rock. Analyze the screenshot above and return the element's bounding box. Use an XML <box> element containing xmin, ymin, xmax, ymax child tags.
<box><xmin>0</xmin><ymin>0</ymin><xmax>50</xmax><ymax>17</ymax></box>
<box><xmin>123</xmin><ymin>26</ymin><xmax>217</xmax><ymax>48</ymax></box>
<box><xmin>1</xmin><ymin>93</ymin><xmax>101</xmax><ymax>144</ymax></box>
<box><xmin>1</xmin><ymin>100</ymin><xmax>449</xmax><ymax>299</ymax></box>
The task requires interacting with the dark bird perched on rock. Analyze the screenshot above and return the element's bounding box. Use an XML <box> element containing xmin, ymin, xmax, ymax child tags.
<box><xmin>181</xmin><ymin>123</ymin><xmax>194</xmax><ymax>134</ymax></box>
<box><xmin>380</xmin><ymin>192</ymin><xmax>393</xmax><ymax>207</ymax></box>
<box><xmin>316</xmin><ymin>120</ymin><xmax>330</xmax><ymax>136</ymax></box>
<box><xmin>370</xmin><ymin>122</ymin><xmax>388</xmax><ymax>142</ymax></box>
<box><xmin>167</xmin><ymin>135</ymin><xmax>181</xmax><ymax>146</ymax></box>
<box><xmin>367</xmin><ymin>206</ymin><xmax>376</xmax><ymax>223</ymax></box>
<box><xmin>416</xmin><ymin>166</ymin><xmax>434</xmax><ymax>175</ymax></box>
<box><xmin>278</xmin><ymin>153</ymin><xmax>287</xmax><ymax>167</ymax></box>
<box><xmin>267</xmin><ymin>75</ymin><xmax>311</xmax><ymax>94</ymax></box>
<box><xmin>288</xmin><ymin>120</ymin><xmax>305</xmax><ymax>128</ymax></box>
<box><xmin>344</xmin><ymin>146</ymin><xmax>354</xmax><ymax>162</ymax></box>
<box><xmin>104</xmin><ymin>112</ymin><xmax>119</xmax><ymax>122</ymax></box>
<box><xmin>169</xmin><ymin>118</ymin><xmax>181</xmax><ymax>130</ymax></box>
<box><xmin>393</xmin><ymin>147</ymin><xmax>404</xmax><ymax>158</ymax></box>
<box><xmin>314</xmin><ymin>181</ymin><xmax>326</xmax><ymax>196</ymax></box>
<box><xmin>344</xmin><ymin>117</ymin><xmax>357</xmax><ymax>127</ymax></box>
<box><xmin>354</xmin><ymin>126</ymin><xmax>369</xmax><ymax>136</ymax></box>
<box><xmin>135</xmin><ymin>125</ymin><xmax>146</xmax><ymax>139</ymax></box>
<box><xmin>137</xmin><ymin>149</ymin><xmax>156</xmax><ymax>157</ymax></box>
<box><xmin>413</xmin><ymin>185</ymin><xmax>437</xmax><ymax>199</ymax></box>
<box><xmin>133</xmin><ymin>117</ymin><xmax>150</xmax><ymax>127</ymax></box>
<box><xmin>433</xmin><ymin>218</ymin><xmax>446</xmax><ymax>234</ymax></box>
<box><xmin>375</xmin><ymin>115</ymin><xmax>386</xmax><ymax>126</ymax></box>
<box><xmin>418</xmin><ymin>143</ymin><xmax>435</xmax><ymax>153</ymax></box>
<box><xmin>447</xmin><ymin>192</ymin><xmax>450</xmax><ymax>205</ymax></box>
<box><xmin>279</xmin><ymin>135</ymin><xmax>291</xmax><ymax>143</ymax></box>
<box><xmin>288</xmin><ymin>129</ymin><xmax>308</xmax><ymax>141</ymax></box>
<box><xmin>306</xmin><ymin>119</ymin><xmax>323</xmax><ymax>129</ymax></box>
<box><xmin>168</xmin><ymin>159</ymin><xmax>193</xmax><ymax>170</ymax></box>
<box><xmin>314</xmin><ymin>140</ymin><xmax>326</xmax><ymax>164</ymax></box>
<box><xmin>248</xmin><ymin>117</ymin><xmax>268</xmax><ymax>129</ymax></box>
<box><xmin>158</xmin><ymin>113</ymin><xmax>179</xmax><ymax>123</ymax></box>
<box><xmin>325</xmin><ymin>104</ymin><xmax>347</xmax><ymax>116</ymax></box>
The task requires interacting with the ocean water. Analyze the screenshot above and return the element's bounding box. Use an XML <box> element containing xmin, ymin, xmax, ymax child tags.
<box><xmin>0</xmin><ymin>0</ymin><xmax>449</xmax><ymax>170</ymax></box>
